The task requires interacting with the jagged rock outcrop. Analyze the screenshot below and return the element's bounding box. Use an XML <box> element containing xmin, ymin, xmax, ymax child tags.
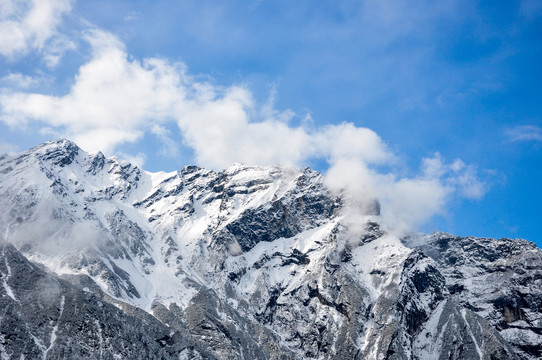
<box><xmin>405</xmin><ymin>233</ymin><xmax>542</xmax><ymax>360</ymax></box>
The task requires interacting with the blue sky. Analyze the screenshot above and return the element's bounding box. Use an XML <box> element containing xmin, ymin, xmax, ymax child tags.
<box><xmin>1</xmin><ymin>0</ymin><xmax>541</xmax><ymax>245</ymax></box>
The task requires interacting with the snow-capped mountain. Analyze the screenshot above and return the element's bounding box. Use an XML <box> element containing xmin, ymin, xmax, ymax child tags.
<box><xmin>0</xmin><ymin>139</ymin><xmax>540</xmax><ymax>359</ymax></box>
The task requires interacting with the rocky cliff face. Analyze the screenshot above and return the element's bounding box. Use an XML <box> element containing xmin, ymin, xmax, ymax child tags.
<box><xmin>0</xmin><ymin>242</ymin><xmax>214</xmax><ymax>359</ymax></box>
<box><xmin>405</xmin><ymin>233</ymin><xmax>542</xmax><ymax>360</ymax></box>
<box><xmin>0</xmin><ymin>139</ymin><xmax>539</xmax><ymax>359</ymax></box>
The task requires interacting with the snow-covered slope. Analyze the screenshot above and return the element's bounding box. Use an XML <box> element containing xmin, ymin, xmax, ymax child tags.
<box><xmin>0</xmin><ymin>139</ymin><xmax>538</xmax><ymax>359</ymax></box>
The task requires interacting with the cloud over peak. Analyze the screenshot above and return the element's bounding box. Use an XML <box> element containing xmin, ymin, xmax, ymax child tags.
<box><xmin>0</xmin><ymin>28</ymin><xmax>486</xmax><ymax>231</ymax></box>
<box><xmin>0</xmin><ymin>29</ymin><xmax>392</xmax><ymax>169</ymax></box>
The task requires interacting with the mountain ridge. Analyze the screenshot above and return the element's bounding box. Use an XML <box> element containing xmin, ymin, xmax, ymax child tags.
<box><xmin>0</xmin><ymin>139</ymin><xmax>540</xmax><ymax>359</ymax></box>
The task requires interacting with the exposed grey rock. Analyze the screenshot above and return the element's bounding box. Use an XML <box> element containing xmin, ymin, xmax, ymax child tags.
<box><xmin>406</xmin><ymin>233</ymin><xmax>542</xmax><ymax>360</ymax></box>
<box><xmin>0</xmin><ymin>242</ymin><xmax>212</xmax><ymax>360</ymax></box>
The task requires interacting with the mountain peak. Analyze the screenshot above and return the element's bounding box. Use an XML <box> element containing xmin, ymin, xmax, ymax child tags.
<box><xmin>0</xmin><ymin>140</ymin><xmax>540</xmax><ymax>359</ymax></box>
<box><xmin>27</xmin><ymin>138</ymin><xmax>81</xmax><ymax>167</ymax></box>
<box><xmin>32</xmin><ymin>138</ymin><xmax>80</xmax><ymax>151</ymax></box>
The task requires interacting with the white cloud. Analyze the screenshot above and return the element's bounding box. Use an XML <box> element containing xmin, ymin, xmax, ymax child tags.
<box><xmin>377</xmin><ymin>175</ymin><xmax>451</xmax><ymax>232</ymax></box>
<box><xmin>325</xmin><ymin>153</ymin><xmax>485</xmax><ymax>232</ymax></box>
<box><xmin>506</xmin><ymin>125</ymin><xmax>542</xmax><ymax>142</ymax></box>
<box><xmin>0</xmin><ymin>0</ymin><xmax>73</xmax><ymax>61</ymax></box>
<box><xmin>0</xmin><ymin>29</ymin><xmax>392</xmax><ymax>168</ymax></box>
<box><xmin>422</xmin><ymin>154</ymin><xmax>485</xmax><ymax>199</ymax></box>
<box><xmin>0</xmin><ymin>29</ymin><xmax>486</xmax><ymax>231</ymax></box>
<box><xmin>0</xmin><ymin>29</ymin><xmax>185</xmax><ymax>153</ymax></box>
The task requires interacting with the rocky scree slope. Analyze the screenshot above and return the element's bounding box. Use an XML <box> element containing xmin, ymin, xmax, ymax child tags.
<box><xmin>0</xmin><ymin>139</ymin><xmax>539</xmax><ymax>359</ymax></box>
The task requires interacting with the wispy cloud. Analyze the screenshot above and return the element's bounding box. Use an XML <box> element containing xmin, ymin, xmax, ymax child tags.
<box><xmin>151</xmin><ymin>124</ymin><xmax>180</xmax><ymax>158</ymax></box>
<box><xmin>1</xmin><ymin>73</ymin><xmax>44</xmax><ymax>89</ymax></box>
<box><xmin>506</xmin><ymin>125</ymin><xmax>542</xmax><ymax>142</ymax></box>
<box><xmin>520</xmin><ymin>0</ymin><xmax>542</xmax><ymax>20</ymax></box>
<box><xmin>124</xmin><ymin>11</ymin><xmax>140</xmax><ymax>23</ymax></box>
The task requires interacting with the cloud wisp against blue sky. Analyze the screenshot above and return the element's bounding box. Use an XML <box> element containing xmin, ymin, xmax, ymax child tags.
<box><xmin>506</xmin><ymin>125</ymin><xmax>542</xmax><ymax>142</ymax></box>
<box><xmin>0</xmin><ymin>0</ymin><xmax>541</xmax><ymax>243</ymax></box>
